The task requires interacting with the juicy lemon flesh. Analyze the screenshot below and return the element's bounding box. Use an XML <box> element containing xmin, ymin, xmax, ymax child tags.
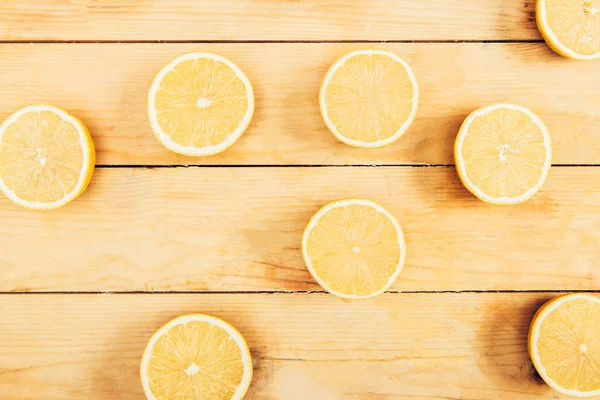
<box><xmin>146</xmin><ymin>321</ymin><xmax>245</xmax><ymax>400</ymax></box>
<box><xmin>155</xmin><ymin>58</ymin><xmax>249</xmax><ymax>148</ymax></box>
<box><xmin>306</xmin><ymin>204</ymin><xmax>401</xmax><ymax>297</ymax></box>
<box><xmin>544</xmin><ymin>0</ymin><xmax>600</xmax><ymax>57</ymax></box>
<box><xmin>0</xmin><ymin>111</ymin><xmax>84</xmax><ymax>203</ymax></box>
<box><xmin>460</xmin><ymin>108</ymin><xmax>548</xmax><ymax>199</ymax></box>
<box><xmin>536</xmin><ymin>298</ymin><xmax>600</xmax><ymax>393</ymax></box>
<box><xmin>324</xmin><ymin>54</ymin><xmax>414</xmax><ymax>143</ymax></box>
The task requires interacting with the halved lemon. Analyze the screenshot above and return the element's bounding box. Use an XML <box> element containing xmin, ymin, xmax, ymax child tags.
<box><xmin>302</xmin><ymin>199</ymin><xmax>406</xmax><ymax>299</ymax></box>
<box><xmin>537</xmin><ymin>0</ymin><xmax>600</xmax><ymax>60</ymax></box>
<box><xmin>529</xmin><ymin>294</ymin><xmax>600</xmax><ymax>397</ymax></box>
<box><xmin>0</xmin><ymin>105</ymin><xmax>95</xmax><ymax>210</ymax></box>
<box><xmin>319</xmin><ymin>49</ymin><xmax>419</xmax><ymax>148</ymax></box>
<box><xmin>148</xmin><ymin>52</ymin><xmax>254</xmax><ymax>156</ymax></box>
<box><xmin>454</xmin><ymin>104</ymin><xmax>552</xmax><ymax>205</ymax></box>
<box><xmin>141</xmin><ymin>314</ymin><xmax>252</xmax><ymax>400</ymax></box>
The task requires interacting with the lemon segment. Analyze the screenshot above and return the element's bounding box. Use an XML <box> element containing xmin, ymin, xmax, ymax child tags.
<box><xmin>454</xmin><ymin>104</ymin><xmax>552</xmax><ymax>205</ymax></box>
<box><xmin>529</xmin><ymin>294</ymin><xmax>600</xmax><ymax>397</ymax></box>
<box><xmin>319</xmin><ymin>50</ymin><xmax>419</xmax><ymax>148</ymax></box>
<box><xmin>0</xmin><ymin>105</ymin><xmax>95</xmax><ymax>210</ymax></box>
<box><xmin>537</xmin><ymin>0</ymin><xmax>600</xmax><ymax>60</ymax></box>
<box><xmin>141</xmin><ymin>314</ymin><xmax>252</xmax><ymax>400</ymax></box>
<box><xmin>148</xmin><ymin>52</ymin><xmax>254</xmax><ymax>156</ymax></box>
<box><xmin>302</xmin><ymin>199</ymin><xmax>406</xmax><ymax>299</ymax></box>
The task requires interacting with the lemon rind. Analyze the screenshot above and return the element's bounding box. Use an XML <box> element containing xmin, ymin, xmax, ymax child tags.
<box><xmin>528</xmin><ymin>293</ymin><xmax>600</xmax><ymax>398</ymax></box>
<box><xmin>302</xmin><ymin>198</ymin><xmax>407</xmax><ymax>299</ymax></box>
<box><xmin>319</xmin><ymin>49</ymin><xmax>419</xmax><ymax>148</ymax></box>
<box><xmin>140</xmin><ymin>313</ymin><xmax>253</xmax><ymax>400</ymax></box>
<box><xmin>0</xmin><ymin>105</ymin><xmax>95</xmax><ymax>210</ymax></box>
<box><xmin>454</xmin><ymin>103</ymin><xmax>552</xmax><ymax>205</ymax></box>
<box><xmin>148</xmin><ymin>52</ymin><xmax>255</xmax><ymax>157</ymax></box>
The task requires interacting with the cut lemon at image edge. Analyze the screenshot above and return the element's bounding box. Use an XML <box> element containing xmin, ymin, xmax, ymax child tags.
<box><xmin>0</xmin><ymin>105</ymin><xmax>95</xmax><ymax>210</ymax></box>
<box><xmin>454</xmin><ymin>103</ymin><xmax>552</xmax><ymax>205</ymax></box>
<box><xmin>302</xmin><ymin>199</ymin><xmax>406</xmax><ymax>299</ymax></box>
<box><xmin>148</xmin><ymin>52</ymin><xmax>255</xmax><ymax>157</ymax></box>
<box><xmin>529</xmin><ymin>293</ymin><xmax>600</xmax><ymax>398</ymax></box>
<box><xmin>319</xmin><ymin>49</ymin><xmax>419</xmax><ymax>148</ymax></box>
<box><xmin>140</xmin><ymin>313</ymin><xmax>253</xmax><ymax>400</ymax></box>
<box><xmin>536</xmin><ymin>0</ymin><xmax>600</xmax><ymax>60</ymax></box>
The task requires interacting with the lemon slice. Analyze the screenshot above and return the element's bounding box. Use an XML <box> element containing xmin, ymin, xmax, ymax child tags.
<box><xmin>319</xmin><ymin>49</ymin><xmax>419</xmax><ymax>148</ymax></box>
<box><xmin>141</xmin><ymin>314</ymin><xmax>252</xmax><ymax>400</ymax></box>
<box><xmin>454</xmin><ymin>104</ymin><xmax>552</xmax><ymax>205</ymax></box>
<box><xmin>148</xmin><ymin>52</ymin><xmax>254</xmax><ymax>156</ymax></box>
<box><xmin>0</xmin><ymin>105</ymin><xmax>95</xmax><ymax>210</ymax></box>
<box><xmin>529</xmin><ymin>294</ymin><xmax>600</xmax><ymax>397</ymax></box>
<box><xmin>537</xmin><ymin>0</ymin><xmax>600</xmax><ymax>60</ymax></box>
<box><xmin>302</xmin><ymin>199</ymin><xmax>406</xmax><ymax>299</ymax></box>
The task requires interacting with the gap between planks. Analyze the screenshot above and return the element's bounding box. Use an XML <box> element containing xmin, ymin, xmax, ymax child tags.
<box><xmin>0</xmin><ymin>40</ymin><xmax>545</xmax><ymax>44</ymax></box>
<box><xmin>4</xmin><ymin>290</ymin><xmax>600</xmax><ymax>295</ymax></box>
<box><xmin>92</xmin><ymin>164</ymin><xmax>600</xmax><ymax>168</ymax></box>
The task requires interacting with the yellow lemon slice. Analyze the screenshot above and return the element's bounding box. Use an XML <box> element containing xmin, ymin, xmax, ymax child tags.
<box><xmin>319</xmin><ymin>49</ymin><xmax>419</xmax><ymax>148</ymax></box>
<box><xmin>529</xmin><ymin>294</ymin><xmax>600</xmax><ymax>397</ymax></box>
<box><xmin>302</xmin><ymin>199</ymin><xmax>406</xmax><ymax>299</ymax></box>
<box><xmin>0</xmin><ymin>105</ymin><xmax>95</xmax><ymax>210</ymax></box>
<box><xmin>141</xmin><ymin>314</ymin><xmax>252</xmax><ymax>400</ymax></box>
<box><xmin>148</xmin><ymin>52</ymin><xmax>254</xmax><ymax>156</ymax></box>
<box><xmin>537</xmin><ymin>0</ymin><xmax>600</xmax><ymax>60</ymax></box>
<box><xmin>454</xmin><ymin>104</ymin><xmax>552</xmax><ymax>205</ymax></box>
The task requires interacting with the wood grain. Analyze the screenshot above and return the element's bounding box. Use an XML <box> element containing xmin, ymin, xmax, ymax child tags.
<box><xmin>1</xmin><ymin>2</ymin><xmax>596</xmax><ymax>400</ymax></box>
<box><xmin>1</xmin><ymin>166</ymin><xmax>599</xmax><ymax>292</ymax></box>
<box><xmin>0</xmin><ymin>0</ymin><xmax>541</xmax><ymax>42</ymax></box>
<box><xmin>1</xmin><ymin>43</ymin><xmax>598</xmax><ymax>166</ymax></box>
<box><xmin>0</xmin><ymin>292</ymin><xmax>576</xmax><ymax>399</ymax></box>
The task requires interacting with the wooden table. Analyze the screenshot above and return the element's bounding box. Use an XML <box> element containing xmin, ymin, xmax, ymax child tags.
<box><xmin>1</xmin><ymin>1</ymin><xmax>599</xmax><ymax>399</ymax></box>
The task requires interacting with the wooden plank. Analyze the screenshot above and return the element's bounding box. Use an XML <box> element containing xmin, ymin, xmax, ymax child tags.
<box><xmin>1</xmin><ymin>43</ymin><xmax>598</xmax><ymax>166</ymax></box>
<box><xmin>0</xmin><ymin>292</ymin><xmax>575</xmax><ymax>399</ymax></box>
<box><xmin>1</xmin><ymin>167</ymin><xmax>599</xmax><ymax>292</ymax></box>
<box><xmin>0</xmin><ymin>0</ymin><xmax>540</xmax><ymax>42</ymax></box>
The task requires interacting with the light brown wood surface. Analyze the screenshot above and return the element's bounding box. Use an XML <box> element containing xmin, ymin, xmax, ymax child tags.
<box><xmin>2</xmin><ymin>1</ymin><xmax>599</xmax><ymax>399</ymax></box>
<box><xmin>1</xmin><ymin>43</ymin><xmax>599</xmax><ymax>166</ymax></box>
<box><xmin>1</xmin><ymin>167</ymin><xmax>599</xmax><ymax>293</ymax></box>
<box><xmin>0</xmin><ymin>292</ymin><xmax>578</xmax><ymax>400</ymax></box>
<box><xmin>0</xmin><ymin>0</ymin><xmax>541</xmax><ymax>41</ymax></box>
